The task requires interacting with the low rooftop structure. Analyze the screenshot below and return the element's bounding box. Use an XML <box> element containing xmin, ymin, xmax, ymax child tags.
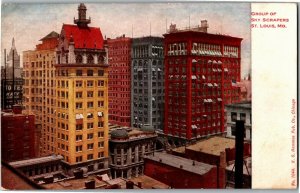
<box><xmin>186</xmin><ymin>136</ymin><xmax>235</xmax><ymax>156</ymax></box>
<box><xmin>9</xmin><ymin>155</ymin><xmax>63</xmax><ymax>168</ymax></box>
<box><xmin>144</xmin><ymin>152</ymin><xmax>214</xmax><ymax>175</ymax></box>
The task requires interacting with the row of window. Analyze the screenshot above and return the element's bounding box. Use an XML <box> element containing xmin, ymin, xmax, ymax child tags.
<box><xmin>75</xmin><ymin>122</ymin><xmax>104</xmax><ymax>130</ymax></box>
<box><xmin>75</xmin><ymin>142</ymin><xmax>104</xmax><ymax>152</ymax></box>
<box><xmin>75</xmin><ymin>152</ymin><xmax>104</xmax><ymax>163</ymax></box>
<box><xmin>75</xmin><ymin>101</ymin><xmax>104</xmax><ymax>109</ymax></box>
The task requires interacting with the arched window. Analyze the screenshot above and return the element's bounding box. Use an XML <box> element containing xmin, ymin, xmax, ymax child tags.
<box><xmin>98</xmin><ymin>55</ymin><xmax>104</xmax><ymax>63</ymax></box>
<box><xmin>76</xmin><ymin>54</ymin><xmax>82</xmax><ymax>63</ymax></box>
<box><xmin>87</xmin><ymin>54</ymin><xmax>94</xmax><ymax>64</ymax></box>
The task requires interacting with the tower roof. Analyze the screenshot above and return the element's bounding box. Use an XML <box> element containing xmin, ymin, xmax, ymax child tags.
<box><xmin>39</xmin><ymin>31</ymin><xmax>59</xmax><ymax>41</ymax></box>
<box><xmin>62</xmin><ymin>24</ymin><xmax>104</xmax><ymax>49</ymax></box>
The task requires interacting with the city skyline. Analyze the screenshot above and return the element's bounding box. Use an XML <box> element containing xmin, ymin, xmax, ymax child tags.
<box><xmin>2</xmin><ymin>2</ymin><xmax>251</xmax><ymax>77</ymax></box>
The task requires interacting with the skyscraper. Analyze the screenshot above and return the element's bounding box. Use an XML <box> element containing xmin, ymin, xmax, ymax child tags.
<box><xmin>55</xmin><ymin>3</ymin><xmax>109</xmax><ymax>174</ymax></box>
<box><xmin>164</xmin><ymin>21</ymin><xmax>242</xmax><ymax>141</ymax></box>
<box><xmin>131</xmin><ymin>37</ymin><xmax>164</xmax><ymax>131</ymax></box>
<box><xmin>107</xmin><ymin>35</ymin><xmax>132</xmax><ymax>127</ymax></box>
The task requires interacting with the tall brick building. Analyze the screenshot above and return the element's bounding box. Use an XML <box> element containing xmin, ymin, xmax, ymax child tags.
<box><xmin>1</xmin><ymin>105</ymin><xmax>40</xmax><ymax>162</ymax></box>
<box><xmin>131</xmin><ymin>37</ymin><xmax>164</xmax><ymax>131</ymax></box>
<box><xmin>24</xmin><ymin>3</ymin><xmax>109</xmax><ymax>175</ymax></box>
<box><xmin>107</xmin><ymin>36</ymin><xmax>132</xmax><ymax>127</ymax></box>
<box><xmin>54</xmin><ymin>3</ymin><xmax>109</xmax><ymax>174</ymax></box>
<box><xmin>23</xmin><ymin>31</ymin><xmax>59</xmax><ymax>156</ymax></box>
<box><xmin>164</xmin><ymin>21</ymin><xmax>242</xmax><ymax>141</ymax></box>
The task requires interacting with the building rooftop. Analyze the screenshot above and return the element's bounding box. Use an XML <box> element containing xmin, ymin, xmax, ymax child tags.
<box><xmin>130</xmin><ymin>175</ymin><xmax>169</xmax><ymax>189</ymax></box>
<box><xmin>144</xmin><ymin>152</ymin><xmax>214</xmax><ymax>175</ymax></box>
<box><xmin>226</xmin><ymin>101</ymin><xmax>251</xmax><ymax>109</ymax></box>
<box><xmin>109</xmin><ymin>125</ymin><xmax>156</xmax><ymax>141</ymax></box>
<box><xmin>9</xmin><ymin>155</ymin><xmax>63</xmax><ymax>168</ymax></box>
<box><xmin>39</xmin><ymin>31</ymin><xmax>59</xmax><ymax>41</ymax></box>
<box><xmin>186</xmin><ymin>136</ymin><xmax>236</xmax><ymax>156</ymax></box>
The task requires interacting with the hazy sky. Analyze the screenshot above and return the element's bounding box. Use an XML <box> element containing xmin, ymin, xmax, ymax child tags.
<box><xmin>2</xmin><ymin>2</ymin><xmax>251</xmax><ymax>77</ymax></box>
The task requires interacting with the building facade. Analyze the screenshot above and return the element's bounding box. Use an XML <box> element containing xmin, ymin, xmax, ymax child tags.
<box><xmin>1</xmin><ymin>105</ymin><xmax>39</xmax><ymax>162</ymax></box>
<box><xmin>55</xmin><ymin>3</ymin><xmax>109</xmax><ymax>175</ymax></box>
<box><xmin>23</xmin><ymin>31</ymin><xmax>59</xmax><ymax>156</ymax></box>
<box><xmin>109</xmin><ymin>125</ymin><xmax>157</xmax><ymax>179</ymax></box>
<box><xmin>131</xmin><ymin>37</ymin><xmax>164</xmax><ymax>131</ymax></box>
<box><xmin>164</xmin><ymin>21</ymin><xmax>242</xmax><ymax>141</ymax></box>
<box><xmin>225</xmin><ymin>102</ymin><xmax>251</xmax><ymax>141</ymax></box>
<box><xmin>107</xmin><ymin>36</ymin><xmax>132</xmax><ymax>127</ymax></box>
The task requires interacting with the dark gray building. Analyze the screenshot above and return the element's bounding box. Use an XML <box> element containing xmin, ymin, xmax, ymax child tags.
<box><xmin>131</xmin><ymin>37</ymin><xmax>164</xmax><ymax>131</ymax></box>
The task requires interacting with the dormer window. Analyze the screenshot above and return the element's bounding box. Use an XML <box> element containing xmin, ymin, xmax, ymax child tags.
<box><xmin>87</xmin><ymin>54</ymin><xmax>94</xmax><ymax>64</ymax></box>
<box><xmin>76</xmin><ymin>54</ymin><xmax>82</xmax><ymax>63</ymax></box>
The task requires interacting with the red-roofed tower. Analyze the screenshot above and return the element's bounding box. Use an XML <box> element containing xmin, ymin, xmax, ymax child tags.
<box><xmin>55</xmin><ymin>3</ymin><xmax>109</xmax><ymax>176</ymax></box>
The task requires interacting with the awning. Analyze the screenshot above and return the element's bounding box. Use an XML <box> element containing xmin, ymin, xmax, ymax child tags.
<box><xmin>207</xmin><ymin>83</ymin><xmax>213</xmax><ymax>87</ymax></box>
<box><xmin>158</xmin><ymin>68</ymin><xmax>161</xmax><ymax>71</ymax></box>
<box><xmin>191</xmin><ymin>75</ymin><xmax>197</xmax><ymax>80</ymax></box>
<box><xmin>192</xmin><ymin>59</ymin><xmax>197</xmax><ymax>63</ymax></box>
<box><xmin>202</xmin><ymin>75</ymin><xmax>206</xmax><ymax>79</ymax></box>
<box><xmin>152</xmin><ymin>68</ymin><xmax>156</xmax><ymax>71</ymax></box>
<box><xmin>152</xmin><ymin>97</ymin><xmax>155</xmax><ymax>101</ymax></box>
<box><xmin>224</xmin><ymin>68</ymin><xmax>229</xmax><ymax>72</ymax></box>
<box><xmin>213</xmin><ymin>60</ymin><xmax>217</xmax><ymax>64</ymax></box>
<box><xmin>217</xmin><ymin>98</ymin><xmax>222</xmax><ymax>102</ymax></box>
<box><xmin>218</xmin><ymin>60</ymin><xmax>222</xmax><ymax>64</ymax></box>
<box><xmin>192</xmin><ymin>125</ymin><xmax>198</xmax><ymax>129</ymax></box>
<box><xmin>76</xmin><ymin>114</ymin><xmax>84</xmax><ymax>119</ymax></box>
<box><xmin>98</xmin><ymin>112</ymin><xmax>103</xmax><ymax>117</ymax></box>
<box><xmin>208</xmin><ymin>60</ymin><xmax>212</xmax><ymax>63</ymax></box>
<box><xmin>214</xmin><ymin>83</ymin><xmax>218</xmax><ymax>87</ymax></box>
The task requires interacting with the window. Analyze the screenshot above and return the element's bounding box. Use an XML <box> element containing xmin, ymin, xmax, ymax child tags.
<box><xmin>98</xmin><ymin>70</ymin><xmax>104</xmax><ymax>76</ymax></box>
<box><xmin>87</xmin><ymin>91</ymin><xmax>93</xmax><ymax>97</ymax></box>
<box><xmin>76</xmin><ymin>55</ymin><xmax>83</xmax><ymax>63</ymax></box>
<box><xmin>76</xmin><ymin>145</ymin><xmax>82</xmax><ymax>152</ymax></box>
<box><xmin>76</xmin><ymin>135</ymin><xmax>82</xmax><ymax>141</ymax></box>
<box><xmin>98</xmin><ymin>141</ymin><xmax>104</xmax><ymax>148</ymax></box>
<box><xmin>76</xmin><ymin>81</ymin><xmax>82</xmax><ymax>87</ymax></box>
<box><xmin>87</xmin><ymin>143</ymin><xmax>94</xmax><ymax>150</ymax></box>
<box><xmin>240</xmin><ymin>113</ymin><xmax>246</xmax><ymax>122</ymax></box>
<box><xmin>98</xmin><ymin>152</ymin><xmax>104</xmax><ymax>158</ymax></box>
<box><xmin>76</xmin><ymin>103</ymin><xmax>82</xmax><ymax>109</ymax></box>
<box><xmin>87</xmin><ymin>70</ymin><xmax>93</xmax><ymax>76</ymax></box>
<box><xmin>76</xmin><ymin>70</ymin><xmax>82</xmax><ymax>76</ymax></box>
<box><xmin>87</xmin><ymin>122</ymin><xmax>94</xmax><ymax>129</ymax></box>
<box><xmin>87</xmin><ymin>55</ymin><xmax>94</xmax><ymax>64</ymax></box>
<box><xmin>87</xmin><ymin>154</ymin><xmax>93</xmax><ymax>160</ymax></box>
<box><xmin>231</xmin><ymin>112</ymin><xmax>237</xmax><ymax>122</ymax></box>
<box><xmin>87</xmin><ymin>133</ymin><xmax>93</xmax><ymax>139</ymax></box>
<box><xmin>87</xmin><ymin>81</ymin><xmax>93</xmax><ymax>87</ymax></box>
<box><xmin>98</xmin><ymin>121</ymin><xmax>104</xmax><ymax>128</ymax></box>
<box><xmin>98</xmin><ymin>101</ymin><xmax>104</xmax><ymax>108</ymax></box>
<box><xmin>87</xmin><ymin>102</ymin><xmax>93</xmax><ymax>108</ymax></box>
<box><xmin>76</xmin><ymin>92</ymin><xmax>82</xmax><ymax>98</ymax></box>
<box><xmin>87</xmin><ymin>113</ymin><xmax>93</xmax><ymax>119</ymax></box>
<box><xmin>76</xmin><ymin>156</ymin><xmax>82</xmax><ymax>162</ymax></box>
<box><xmin>98</xmin><ymin>131</ymin><xmax>104</xmax><ymax>138</ymax></box>
<box><xmin>76</xmin><ymin>124</ymin><xmax>83</xmax><ymax>130</ymax></box>
<box><xmin>98</xmin><ymin>80</ymin><xmax>104</xmax><ymax>87</ymax></box>
<box><xmin>98</xmin><ymin>91</ymin><xmax>104</xmax><ymax>97</ymax></box>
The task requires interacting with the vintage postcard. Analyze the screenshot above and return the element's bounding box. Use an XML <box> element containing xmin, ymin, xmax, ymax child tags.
<box><xmin>0</xmin><ymin>1</ymin><xmax>297</xmax><ymax>190</ymax></box>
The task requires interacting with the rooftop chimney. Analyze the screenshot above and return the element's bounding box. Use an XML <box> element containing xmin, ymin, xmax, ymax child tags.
<box><xmin>12</xmin><ymin>105</ymin><xmax>22</xmax><ymax>114</ymax></box>
<box><xmin>85</xmin><ymin>179</ymin><xmax>95</xmax><ymax>189</ymax></box>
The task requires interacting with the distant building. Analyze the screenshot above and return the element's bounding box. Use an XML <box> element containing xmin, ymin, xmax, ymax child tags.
<box><xmin>225</xmin><ymin>102</ymin><xmax>251</xmax><ymax>141</ymax></box>
<box><xmin>236</xmin><ymin>74</ymin><xmax>251</xmax><ymax>102</ymax></box>
<box><xmin>1</xmin><ymin>38</ymin><xmax>23</xmax><ymax>109</ymax></box>
<box><xmin>2</xmin><ymin>38</ymin><xmax>22</xmax><ymax>79</ymax></box>
<box><xmin>23</xmin><ymin>31</ymin><xmax>59</xmax><ymax>156</ymax></box>
<box><xmin>1</xmin><ymin>105</ymin><xmax>40</xmax><ymax>162</ymax></box>
<box><xmin>131</xmin><ymin>37</ymin><xmax>164</xmax><ymax>131</ymax></box>
<box><xmin>107</xmin><ymin>36</ymin><xmax>132</xmax><ymax>127</ymax></box>
<box><xmin>144</xmin><ymin>152</ymin><xmax>218</xmax><ymax>188</ymax></box>
<box><xmin>109</xmin><ymin>125</ymin><xmax>157</xmax><ymax>179</ymax></box>
<box><xmin>164</xmin><ymin>21</ymin><xmax>242</xmax><ymax>142</ymax></box>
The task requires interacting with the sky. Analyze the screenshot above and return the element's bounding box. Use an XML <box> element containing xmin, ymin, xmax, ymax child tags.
<box><xmin>1</xmin><ymin>2</ymin><xmax>251</xmax><ymax>78</ymax></box>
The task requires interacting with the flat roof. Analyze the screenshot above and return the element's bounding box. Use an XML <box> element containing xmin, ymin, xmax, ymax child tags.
<box><xmin>130</xmin><ymin>175</ymin><xmax>169</xmax><ymax>189</ymax></box>
<box><xmin>144</xmin><ymin>152</ymin><xmax>214</xmax><ymax>175</ymax></box>
<box><xmin>172</xmin><ymin>146</ymin><xmax>186</xmax><ymax>154</ymax></box>
<box><xmin>9</xmin><ymin>155</ymin><xmax>63</xmax><ymax>168</ymax></box>
<box><xmin>226</xmin><ymin>102</ymin><xmax>251</xmax><ymax>109</ymax></box>
<box><xmin>186</xmin><ymin>136</ymin><xmax>236</xmax><ymax>156</ymax></box>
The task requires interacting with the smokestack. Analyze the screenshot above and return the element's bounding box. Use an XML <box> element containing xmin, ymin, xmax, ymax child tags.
<box><xmin>235</xmin><ymin>120</ymin><xmax>245</xmax><ymax>188</ymax></box>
